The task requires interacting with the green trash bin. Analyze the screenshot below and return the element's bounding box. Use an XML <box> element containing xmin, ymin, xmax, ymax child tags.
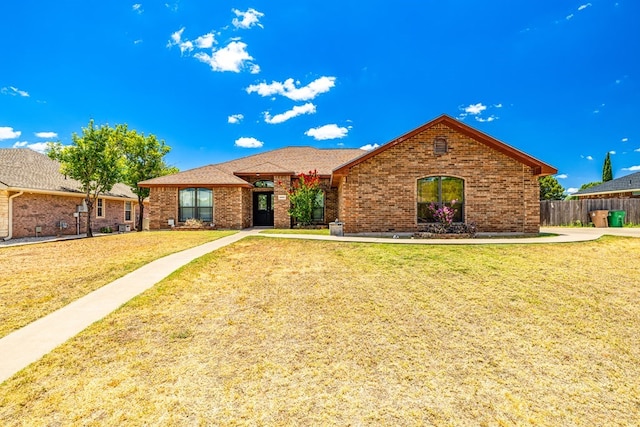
<box><xmin>607</xmin><ymin>210</ymin><xmax>626</xmax><ymax>227</ymax></box>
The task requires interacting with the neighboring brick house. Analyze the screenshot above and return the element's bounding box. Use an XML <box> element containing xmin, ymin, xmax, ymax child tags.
<box><xmin>572</xmin><ymin>171</ymin><xmax>640</xmax><ymax>199</ymax></box>
<box><xmin>0</xmin><ymin>148</ymin><xmax>141</xmax><ymax>240</ymax></box>
<box><xmin>140</xmin><ymin>115</ymin><xmax>556</xmax><ymax>234</ymax></box>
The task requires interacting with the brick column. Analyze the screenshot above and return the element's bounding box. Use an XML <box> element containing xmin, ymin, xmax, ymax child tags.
<box><xmin>274</xmin><ymin>175</ymin><xmax>291</xmax><ymax>229</ymax></box>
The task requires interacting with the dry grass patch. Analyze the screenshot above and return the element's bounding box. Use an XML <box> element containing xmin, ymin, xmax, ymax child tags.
<box><xmin>0</xmin><ymin>231</ymin><xmax>235</xmax><ymax>337</ymax></box>
<box><xmin>1</xmin><ymin>236</ymin><xmax>639</xmax><ymax>425</ymax></box>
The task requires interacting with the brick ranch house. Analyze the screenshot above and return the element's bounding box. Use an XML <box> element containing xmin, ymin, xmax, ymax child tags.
<box><xmin>1</xmin><ymin>148</ymin><xmax>142</xmax><ymax>240</ymax></box>
<box><xmin>573</xmin><ymin>171</ymin><xmax>640</xmax><ymax>199</ymax></box>
<box><xmin>140</xmin><ymin>115</ymin><xmax>556</xmax><ymax>234</ymax></box>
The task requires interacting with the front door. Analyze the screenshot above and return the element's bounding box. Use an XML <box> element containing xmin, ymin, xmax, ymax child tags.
<box><xmin>253</xmin><ymin>192</ymin><xmax>274</xmax><ymax>226</ymax></box>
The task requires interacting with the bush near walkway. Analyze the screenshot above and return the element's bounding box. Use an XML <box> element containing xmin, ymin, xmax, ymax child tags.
<box><xmin>0</xmin><ymin>231</ymin><xmax>235</xmax><ymax>338</ymax></box>
<box><xmin>0</xmin><ymin>236</ymin><xmax>638</xmax><ymax>425</ymax></box>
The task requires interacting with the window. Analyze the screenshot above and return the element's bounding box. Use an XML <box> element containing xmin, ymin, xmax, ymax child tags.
<box><xmin>312</xmin><ymin>191</ymin><xmax>325</xmax><ymax>222</ymax></box>
<box><xmin>254</xmin><ymin>180</ymin><xmax>274</xmax><ymax>188</ymax></box>
<box><xmin>179</xmin><ymin>188</ymin><xmax>213</xmax><ymax>222</ymax></box>
<box><xmin>96</xmin><ymin>198</ymin><xmax>104</xmax><ymax>218</ymax></box>
<box><xmin>417</xmin><ymin>176</ymin><xmax>464</xmax><ymax>223</ymax></box>
<box><xmin>124</xmin><ymin>201</ymin><xmax>132</xmax><ymax>221</ymax></box>
<box><xmin>434</xmin><ymin>137</ymin><xmax>448</xmax><ymax>155</ymax></box>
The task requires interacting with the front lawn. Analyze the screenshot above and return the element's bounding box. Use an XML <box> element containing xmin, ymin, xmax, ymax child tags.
<box><xmin>0</xmin><ymin>231</ymin><xmax>235</xmax><ymax>338</ymax></box>
<box><xmin>1</xmin><ymin>236</ymin><xmax>638</xmax><ymax>425</ymax></box>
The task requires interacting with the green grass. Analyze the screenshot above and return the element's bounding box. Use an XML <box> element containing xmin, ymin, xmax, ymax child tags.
<box><xmin>0</xmin><ymin>236</ymin><xmax>638</xmax><ymax>425</ymax></box>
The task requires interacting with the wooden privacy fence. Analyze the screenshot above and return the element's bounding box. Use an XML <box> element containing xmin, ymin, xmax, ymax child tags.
<box><xmin>540</xmin><ymin>199</ymin><xmax>640</xmax><ymax>226</ymax></box>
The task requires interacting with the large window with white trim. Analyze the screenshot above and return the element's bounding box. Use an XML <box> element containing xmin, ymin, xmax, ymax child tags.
<box><xmin>417</xmin><ymin>176</ymin><xmax>464</xmax><ymax>223</ymax></box>
<box><xmin>179</xmin><ymin>188</ymin><xmax>213</xmax><ymax>222</ymax></box>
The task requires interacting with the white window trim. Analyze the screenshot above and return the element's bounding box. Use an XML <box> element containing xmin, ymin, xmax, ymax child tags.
<box><xmin>96</xmin><ymin>198</ymin><xmax>105</xmax><ymax>218</ymax></box>
<box><xmin>124</xmin><ymin>201</ymin><xmax>133</xmax><ymax>222</ymax></box>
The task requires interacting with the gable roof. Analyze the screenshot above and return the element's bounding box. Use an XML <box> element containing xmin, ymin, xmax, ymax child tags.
<box><xmin>0</xmin><ymin>148</ymin><xmax>136</xmax><ymax>199</ymax></box>
<box><xmin>140</xmin><ymin>146</ymin><xmax>364</xmax><ymax>187</ymax></box>
<box><xmin>333</xmin><ymin>114</ymin><xmax>557</xmax><ymax>177</ymax></box>
<box><xmin>573</xmin><ymin>171</ymin><xmax>640</xmax><ymax>197</ymax></box>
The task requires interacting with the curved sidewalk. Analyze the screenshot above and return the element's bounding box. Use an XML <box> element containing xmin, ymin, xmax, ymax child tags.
<box><xmin>2</xmin><ymin>226</ymin><xmax>637</xmax><ymax>384</ymax></box>
<box><xmin>0</xmin><ymin>229</ymin><xmax>260</xmax><ymax>384</ymax></box>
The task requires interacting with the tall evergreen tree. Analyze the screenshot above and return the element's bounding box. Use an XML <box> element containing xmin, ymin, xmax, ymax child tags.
<box><xmin>602</xmin><ymin>152</ymin><xmax>613</xmax><ymax>182</ymax></box>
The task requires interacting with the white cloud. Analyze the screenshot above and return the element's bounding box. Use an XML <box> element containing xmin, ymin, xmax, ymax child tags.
<box><xmin>168</xmin><ymin>28</ymin><xmax>194</xmax><ymax>54</ymax></box>
<box><xmin>232</xmin><ymin>8</ymin><xmax>265</xmax><ymax>29</ymax></box>
<box><xmin>360</xmin><ymin>143</ymin><xmax>380</xmax><ymax>151</ymax></box>
<box><xmin>228</xmin><ymin>114</ymin><xmax>244</xmax><ymax>124</ymax></box>
<box><xmin>494</xmin><ymin>103</ymin><xmax>503</xmax><ymax>108</ymax></box>
<box><xmin>635</xmin><ymin>148</ymin><xmax>640</xmax><ymax>152</ymax></box>
<box><xmin>194</xmin><ymin>33</ymin><xmax>216</xmax><ymax>49</ymax></box>
<box><xmin>1</xmin><ymin>86</ymin><xmax>29</xmax><ymax>97</ymax></box>
<box><xmin>581</xmin><ymin>155</ymin><xmax>594</xmax><ymax>160</ymax></box>
<box><xmin>567</xmin><ymin>188</ymin><xmax>579</xmax><ymax>194</ymax></box>
<box><xmin>622</xmin><ymin>165</ymin><xmax>640</xmax><ymax>171</ymax></box>
<box><xmin>622</xmin><ymin>137</ymin><xmax>628</xmax><ymax>142</ymax></box>
<box><xmin>246</xmin><ymin>76</ymin><xmax>336</xmax><ymax>101</ymax></box>
<box><xmin>475</xmin><ymin>115</ymin><xmax>497</xmax><ymax>123</ymax></box>
<box><xmin>194</xmin><ymin>41</ymin><xmax>255</xmax><ymax>73</ymax></box>
<box><xmin>234</xmin><ymin>137</ymin><xmax>263</xmax><ymax>148</ymax></box>
<box><xmin>249</xmin><ymin>64</ymin><xmax>261</xmax><ymax>74</ymax></box>
<box><xmin>305</xmin><ymin>124</ymin><xmax>349</xmax><ymax>141</ymax></box>
<box><xmin>264</xmin><ymin>103</ymin><xmax>316</xmax><ymax>124</ymax></box>
<box><xmin>556</xmin><ymin>174</ymin><xmax>568</xmax><ymax>179</ymax></box>
<box><xmin>0</xmin><ymin>126</ymin><xmax>21</xmax><ymax>140</ymax></box>
<box><xmin>132</xmin><ymin>3</ymin><xmax>143</xmax><ymax>13</ymax></box>
<box><xmin>134</xmin><ymin>39</ymin><xmax>143</xmax><ymax>44</ymax></box>
<box><xmin>578</xmin><ymin>3</ymin><xmax>592</xmax><ymax>11</ymax></box>
<box><xmin>463</xmin><ymin>103</ymin><xmax>487</xmax><ymax>115</ymax></box>
<box><xmin>566</xmin><ymin>13</ymin><xmax>574</xmax><ymax>20</ymax></box>
<box><xmin>35</xmin><ymin>131</ymin><xmax>58</xmax><ymax>138</ymax></box>
<box><xmin>13</xmin><ymin>142</ymin><xmax>49</xmax><ymax>153</ymax></box>
<box><xmin>609</xmin><ymin>150</ymin><xmax>616</xmax><ymax>155</ymax></box>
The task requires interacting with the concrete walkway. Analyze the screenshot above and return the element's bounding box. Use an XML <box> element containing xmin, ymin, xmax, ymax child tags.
<box><xmin>0</xmin><ymin>229</ymin><xmax>260</xmax><ymax>384</ymax></box>
<box><xmin>1</xmin><ymin>226</ymin><xmax>638</xmax><ymax>384</ymax></box>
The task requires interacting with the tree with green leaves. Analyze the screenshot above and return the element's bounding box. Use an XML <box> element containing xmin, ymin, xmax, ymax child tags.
<box><xmin>602</xmin><ymin>152</ymin><xmax>613</xmax><ymax>182</ymax></box>
<box><xmin>48</xmin><ymin>120</ymin><xmax>124</xmax><ymax>237</ymax></box>
<box><xmin>539</xmin><ymin>175</ymin><xmax>565</xmax><ymax>200</ymax></box>
<box><xmin>120</xmin><ymin>130</ymin><xmax>178</xmax><ymax>231</ymax></box>
<box><xmin>286</xmin><ymin>170</ymin><xmax>322</xmax><ymax>226</ymax></box>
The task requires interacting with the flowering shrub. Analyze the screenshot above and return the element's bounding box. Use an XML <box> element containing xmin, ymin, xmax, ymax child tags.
<box><xmin>286</xmin><ymin>170</ymin><xmax>322</xmax><ymax>226</ymax></box>
<box><xmin>428</xmin><ymin>199</ymin><xmax>457</xmax><ymax>227</ymax></box>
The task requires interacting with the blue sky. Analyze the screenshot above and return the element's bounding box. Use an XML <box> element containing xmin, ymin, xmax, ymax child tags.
<box><xmin>1</xmin><ymin>1</ymin><xmax>638</xmax><ymax>194</ymax></box>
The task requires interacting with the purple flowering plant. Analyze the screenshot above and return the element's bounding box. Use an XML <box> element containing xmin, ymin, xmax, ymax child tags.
<box><xmin>427</xmin><ymin>199</ymin><xmax>457</xmax><ymax>227</ymax></box>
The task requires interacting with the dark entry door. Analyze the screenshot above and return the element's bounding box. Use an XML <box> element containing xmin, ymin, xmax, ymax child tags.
<box><xmin>253</xmin><ymin>192</ymin><xmax>274</xmax><ymax>226</ymax></box>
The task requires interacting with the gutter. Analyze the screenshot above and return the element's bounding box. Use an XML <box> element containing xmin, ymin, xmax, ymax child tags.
<box><xmin>3</xmin><ymin>191</ymin><xmax>24</xmax><ymax>241</ymax></box>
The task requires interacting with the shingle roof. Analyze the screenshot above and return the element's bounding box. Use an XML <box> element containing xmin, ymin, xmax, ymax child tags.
<box><xmin>573</xmin><ymin>171</ymin><xmax>640</xmax><ymax>196</ymax></box>
<box><xmin>0</xmin><ymin>148</ymin><xmax>136</xmax><ymax>198</ymax></box>
<box><xmin>140</xmin><ymin>146</ymin><xmax>364</xmax><ymax>187</ymax></box>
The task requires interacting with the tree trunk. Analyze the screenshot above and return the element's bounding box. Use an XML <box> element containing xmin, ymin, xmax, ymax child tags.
<box><xmin>137</xmin><ymin>196</ymin><xmax>144</xmax><ymax>232</ymax></box>
<box><xmin>85</xmin><ymin>196</ymin><xmax>94</xmax><ymax>238</ymax></box>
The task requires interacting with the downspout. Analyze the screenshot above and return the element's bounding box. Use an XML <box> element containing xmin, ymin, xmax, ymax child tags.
<box><xmin>3</xmin><ymin>191</ymin><xmax>24</xmax><ymax>241</ymax></box>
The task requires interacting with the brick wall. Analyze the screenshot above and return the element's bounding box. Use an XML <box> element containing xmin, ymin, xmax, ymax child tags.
<box><xmin>274</xmin><ymin>175</ymin><xmax>291</xmax><ymax>228</ymax></box>
<box><xmin>148</xmin><ymin>187</ymin><xmax>179</xmax><ymax>229</ymax></box>
<box><xmin>214</xmin><ymin>187</ymin><xmax>244</xmax><ymax>229</ymax></box>
<box><xmin>339</xmin><ymin>123</ymin><xmax>541</xmax><ymax>234</ymax></box>
<box><xmin>148</xmin><ymin>186</ymin><xmax>246</xmax><ymax>230</ymax></box>
<box><xmin>8</xmin><ymin>192</ymin><xmax>134</xmax><ymax>238</ymax></box>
